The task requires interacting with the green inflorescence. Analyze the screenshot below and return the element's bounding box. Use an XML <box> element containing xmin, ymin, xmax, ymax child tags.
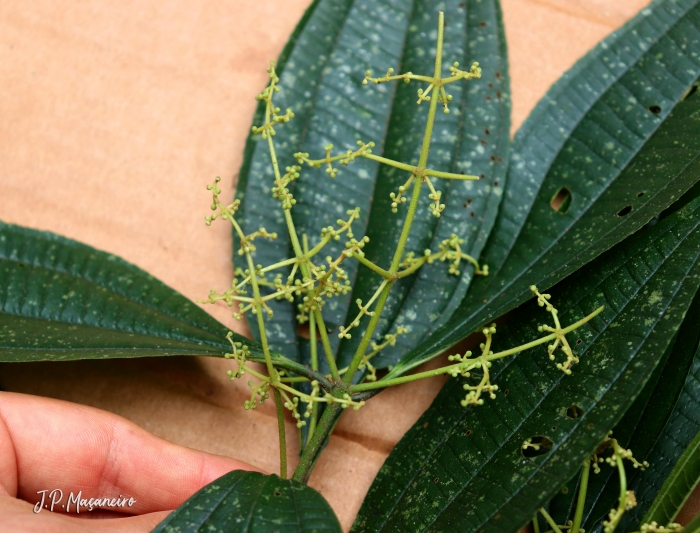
<box><xmin>536</xmin><ymin>433</ymin><xmax>663</xmax><ymax>533</ymax></box>
<box><xmin>199</xmin><ymin>12</ymin><xmax>603</xmax><ymax>481</ymax></box>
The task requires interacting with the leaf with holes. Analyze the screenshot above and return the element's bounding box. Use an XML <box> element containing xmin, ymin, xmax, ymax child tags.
<box><xmin>388</xmin><ymin>0</ymin><xmax>700</xmax><ymax>379</ymax></box>
<box><xmin>352</xmin><ymin>195</ymin><xmax>700</xmax><ymax>533</ymax></box>
<box><xmin>0</xmin><ymin>221</ymin><xmax>316</xmax><ymax>378</ymax></box>
<box><xmin>234</xmin><ymin>0</ymin><xmax>510</xmax><ymax>369</ymax></box>
<box><xmin>545</xmin><ymin>284</ymin><xmax>700</xmax><ymax>531</ymax></box>
<box><xmin>152</xmin><ymin>470</ymin><xmax>341</xmax><ymax>533</ymax></box>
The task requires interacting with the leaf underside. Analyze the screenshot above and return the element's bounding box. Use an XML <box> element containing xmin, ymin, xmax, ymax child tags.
<box><xmin>233</xmin><ymin>0</ymin><xmax>511</xmax><ymax>370</ymax></box>
<box><xmin>389</xmin><ymin>0</ymin><xmax>700</xmax><ymax>379</ymax></box>
<box><xmin>352</xmin><ymin>195</ymin><xmax>700</xmax><ymax>532</ymax></box>
<box><xmin>151</xmin><ymin>470</ymin><xmax>341</xmax><ymax>533</ymax></box>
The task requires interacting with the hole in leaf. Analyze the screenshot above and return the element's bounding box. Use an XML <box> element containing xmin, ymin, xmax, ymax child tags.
<box><xmin>484</xmin><ymin>128</ymin><xmax>491</xmax><ymax>135</ymax></box>
<box><xmin>495</xmin><ymin>71</ymin><xmax>501</xmax><ymax>79</ymax></box>
<box><xmin>496</xmin><ymin>91</ymin><xmax>502</xmax><ymax>99</ymax></box>
<box><xmin>465</xmin><ymin>429</ymin><xmax>472</xmax><ymax>437</ymax></box>
<box><xmin>470</xmin><ymin>211</ymin><xmax>476</xmax><ymax>218</ymax></box>
<box><xmin>493</xmin><ymin>179</ymin><xmax>499</xmax><ymax>186</ymax></box>
<box><xmin>683</xmin><ymin>84</ymin><xmax>698</xmax><ymax>101</ymax></box>
<box><xmin>550</xmin><ymin>187</ymin><xmax>572</xmax><ymax>214</ymax></box>
<box><xmin>504</xmin><ymin>389</ymin><xmax>510</xmax><ymax>396</ymax></box>
<box><xmin>552</xmin><ymin>426</ymin><xmax>557</xmax><ymax>431</ymax></box>
<box><xmin>490</xmin><ymin>155</ymin><xmax>496</xmax><ymax>162</ymax></box>
<box><xmin>480</xmin><ymin>139</ymin><xmax>488</xmax><ymax>146</ymax></box>
<box><xmin>637</xmin><ymin>191</ymin><xmax>645</xmax><ymax>198</ymax></box>
<box><xmin>616</xmin><ymin>205</ymin><xmax>633</xmax><ymax>217</ymax></box>
<box><xmin>648</xmin><ymin>104</ymin><xmax>662</xmax><ymax>114</ymax></box>
<box><xmin>479</xmin><ymin>173</ymin><xmax>486</xmax><ymax>179</ymax></box>
<box><xmin>274</xmin><ymin>491</ymin><xmax>281</xmax><ymax>497</ymax></box>
<box><xmin>521</xmin><ymin>436</ymin><xmax>553</xmax><ymax>458</ymax></box>
<box><xmin>587</xmin><ymin>423</ymin><xmax>595</xmax><ymax>430</ymax></box>
<box><xmin>434</xmin><ymin>477</ymin><xmax>440</xmax><ymax>484</ymax></box>
<box><xmin>566</xmin><ymin>404</ymin><xmax>584</xmax><ymax>420</ymax></box>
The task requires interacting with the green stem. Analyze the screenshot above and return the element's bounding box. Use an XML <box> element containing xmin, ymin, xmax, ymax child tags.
<box><xmin>571</xmin><ymin>459</ymin><xmax>590</xmax><ymax>533</ymax></box>
<box><xmin>247</xmin><ymin>251</ymin><xmax>288</xmax><ymax>479</ymax></box>
<box><xmin>350</xmin><ymin>306</ymin><xmax>604</xmax><ymax>392</ymax></box>
<box><xmin>342</xmin><ymin>11</ymin><xmax>445</xmax><ymax>385</ymax></box>
<box><xmin>272</xmin><ymin>388</ymin><xmax>288</xmax><ymax>479</ymax></box>
<box><xmin>314</xmin><ymin>309</ymin><xmax>342</xmax><ymax>381</ymax></box>
<box><xmin>307</xmin><ymin>307</ymin><xmax>319</xmax><ymax>445</ymax></box>
<box><xmin>293</xmin><ymin>401</ymin><xmax>343</xmax><ymax>483</ymax></box>
<box><xmin>343</xmin><ymin>281</ymin><xmax>393</xmax><ymax>384</ymax></box>
<box><xmin>608</xmin><ymin>448</ymin><xmax>628</xmax><ymax>533</ymax></box>
<box><xmin>532</xmin><ymin>517</ymin><xmax>541</xmax><ymax>533</ymax></box>
<box><xmin>353</xmin><ymin>252</ymin><xmax>392</xmax><ymax>278</ymax></box>
<box><xmin>309</xmin><ymin>312</ymin><xmax>318</xmax><ymax>373</ymax></box>
<box><xmin>280</xmin><ymin>211</ymin><xmax>341</xmax><ymax>382</ymax></box>
<box><xmin>539</xmin><ymin>508</ymin><xmax>564</xmax><ymax>533</ymax></box>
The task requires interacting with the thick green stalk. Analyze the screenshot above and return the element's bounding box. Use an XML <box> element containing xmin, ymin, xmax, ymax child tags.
<box><xmin>293</xmin><ymin>401</ymin><xmax>343</xmax><ymax>482</ymax></box>
<box><xmin>571</xmin><ymin>459</ymin><xmax>590</xmax><ymax>533</ymax></box>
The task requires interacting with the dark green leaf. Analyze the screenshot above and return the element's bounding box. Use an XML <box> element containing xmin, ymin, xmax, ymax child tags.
<box><xmin>352</xmin><ymin>197</ymin><xmax>700</xmax><ymax>533</ymax></box>
<box><xmin>389</xmin><ymin>0</ymin><xmax>700</xmax><ymax>379</ymax></box>
<box><xmin>152</xmin><ymin>470</ymin><xmax>341</xmax><ymax>533</ymax></box>
<box><xmin>0</xmin><ymin>222</ymin><xmax>319</xmax><ymax>376</ymax></box>
<box><xmin>571</xmin><ymin>287</ymin><xmax>700</xmax><ymax>531</ymax></box>
<box><xmin>234</xmin><ymin>0</ymin><xmax>511</xmax><ymax>369</ymax></box>
<box><xmin>614</xmin><ymin>343</ymin><xmax>700</xmax><ymax>529</ymax></box>
<box><xmin>641</xmin><ymin>428</ymin><xmax>700</xmax><ymax>528</ymax></box>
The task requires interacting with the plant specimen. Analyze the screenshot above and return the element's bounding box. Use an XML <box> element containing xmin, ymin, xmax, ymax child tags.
<box><xmin>3</xmin><ymin>0</ymin><xmax>700</xmax><ymax>532</ymax></box>
<box><xmin>196</xmin><ymin>13</ymin><xmax>600</xmax><ymax>485</ymax></box>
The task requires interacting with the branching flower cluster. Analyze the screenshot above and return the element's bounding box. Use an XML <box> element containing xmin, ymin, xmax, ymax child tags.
<box><xmin>199</xmin><ymin>12</ymin><xmax>604</xmax><ymax>481</ymax></box>
<box><xmin>534</xmin><ymin>434</ymin><xmax>663</xmax><ymax>533</ymax></box>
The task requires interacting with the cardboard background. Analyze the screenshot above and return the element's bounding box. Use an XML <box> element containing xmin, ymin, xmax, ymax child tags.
<box><xmin>1</xmin><ymin>0</ymin><xmax>698</xmax><ymax>530</ymax></box>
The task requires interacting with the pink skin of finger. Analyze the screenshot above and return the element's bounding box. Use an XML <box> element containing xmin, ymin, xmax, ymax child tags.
<box><xmin>0</xmin><ymin>391</ymin><xmax>263</xmax><ymax>532</ymax></box>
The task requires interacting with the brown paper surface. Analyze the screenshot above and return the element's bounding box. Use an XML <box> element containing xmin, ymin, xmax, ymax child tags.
<box><xmin>2</xmin><ymin>0</ymin><xmax>698</xmax><ymax>530</ymax></box>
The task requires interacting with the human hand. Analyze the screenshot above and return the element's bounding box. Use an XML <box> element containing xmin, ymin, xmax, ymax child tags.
<box><xmin>0</xmin><ymin>391</ymin><xmax>261</xmax><ymax>532</ymax></box>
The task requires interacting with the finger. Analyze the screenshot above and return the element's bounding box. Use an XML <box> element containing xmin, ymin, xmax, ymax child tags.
<box><xmin>1</xmin><ymin>495</ymin><xmax>168</xmax><ymax>533</ymax></box>
<box><xmin>0</xmin><ymin>392</ymin><xmax>263</xmax><ymax>514</ymax></box>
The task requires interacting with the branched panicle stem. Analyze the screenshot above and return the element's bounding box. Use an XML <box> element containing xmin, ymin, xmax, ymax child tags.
<box><xmin>342</xmin><ymin>12</ymin><xmax>445</xmax><ymax>385</ymax></box>
<box><xmin>203</xmin><ymin>10</ymin><xmax>601</xmax><ymax>484</ymax></box>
